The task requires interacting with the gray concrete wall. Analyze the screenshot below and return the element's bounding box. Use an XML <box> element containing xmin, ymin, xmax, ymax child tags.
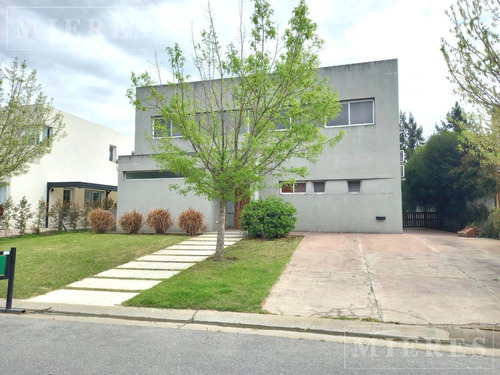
<box><xmin>120</xmin><ymin>59</ymin><xmax>402</xmax><ymax>233</ymax></box>
<box><xmin>260</xmin><ymin>59</ymin><xmax>402</xmax><ymax>233</ymax></box>
<box><xmin>117</xmin><ymin>154</ymin><xmax>218</xmax><ymax>232</ymax></box>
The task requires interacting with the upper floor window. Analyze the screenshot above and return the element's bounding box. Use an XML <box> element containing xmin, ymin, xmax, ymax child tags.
<box><xmin>109</xmin><ymin>145</ymin><xmax>117</xmax><ymax>162</ymax></box>
<box><xmin>326</xmin><ymin>99</ymin><xmax>374</xmax><ymax>127</ymax></box>
<box><xmin>152</xmin><ymin>116</ymin><xmax>182</xmax><ymax>139</ymax></box>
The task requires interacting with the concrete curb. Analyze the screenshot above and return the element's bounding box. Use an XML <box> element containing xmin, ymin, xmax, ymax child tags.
<box><xmin>2</xmin><ymin>298</ymin><xmax>498</xmax><ymax>352</ymax></box>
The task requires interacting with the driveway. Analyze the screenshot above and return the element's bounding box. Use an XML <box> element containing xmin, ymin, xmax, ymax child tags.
<box><xmin>263</xmin><ymin>229</ymin><xmax>500</xmax><ymax>325</ymax></box>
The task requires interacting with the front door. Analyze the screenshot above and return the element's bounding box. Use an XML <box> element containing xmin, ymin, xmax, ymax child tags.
<box><xmin>226</xmin><ymin>197</ymin><xmax>249</xmax><ymax>230</ymax></box>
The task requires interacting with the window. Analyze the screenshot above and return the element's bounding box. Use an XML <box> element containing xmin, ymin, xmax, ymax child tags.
<box><xmin>313</xmin><ymin>181</ymin><xmax>325</xmax><ymax>193</ymax></box>
<box><xmin>63</xmin><ymin>189</ymin><xmax>72</xmax><ymax>203</ymax></box>
<box><xmin>124</xmin><ymin>170</ymin><xmax>183</xmax><ymax>180</ymax></box>
<box><xmin>0</xmin><ymin>183</ymin><xmax>7</xmax><ymax>204</ymax></box>
<box><xmin>280</xmin><ymin>182</ymin><xmax>307</xmax><ymax>194</ymax></box>
<box><xmin>152</xmin><ymin>116</ymin><xmax>182</xmax><ymax>138</ymax></box>
<box><xmin>109</xmin><ymin>145</ymin><xmax>117</xmax><ymax>162</ymax></box>
<box><xmin>326</xmin><ymin>99</ymin><xmax>374</xmax><ymax>127</ymax></box>
<box><xmin>275</xmin><ymin>109</ymin><xmax>291</xmax><ymax>131</ymax></box>
<box><xmin>85</xmin><ymin>190</ymin><xmax>104</xmax><ymax>205</ymax></box>
<box><xmin>347</xmin><ymin>180</ymin><xmax>361</xmax><ymax>193</ymax></box>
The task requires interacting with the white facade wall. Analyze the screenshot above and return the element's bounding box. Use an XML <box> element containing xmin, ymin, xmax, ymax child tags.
<box><xmin>2</xmin><ymin>110</ymin><xmax>133</xmax><ymax>208</ymax></box>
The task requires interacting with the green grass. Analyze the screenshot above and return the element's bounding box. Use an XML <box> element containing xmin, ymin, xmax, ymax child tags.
<box><xmin>0</xmin><ymin>231</ymin><xmax>187</xmax><ymax>299</ymax></box>
<box><xmin>124</xmin><ymin>236</ymin><xmax>302</xmax><ymax>313</ymax></box>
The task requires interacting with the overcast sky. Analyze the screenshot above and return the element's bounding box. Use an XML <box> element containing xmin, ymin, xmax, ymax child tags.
<box><xmin>0</xmin><ymin>0</ymin><xmax>460</xmax><ymax>139</ymax></box>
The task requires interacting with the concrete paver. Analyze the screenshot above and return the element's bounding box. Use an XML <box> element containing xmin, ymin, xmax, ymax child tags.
<box><xmin>117</xmin><ymin>261</ymin><xmax>196</xmax><ymax>270</ymax></box>
<box><xmin>156</xmin><ymin>250</ymin><xmax>215</xmax><ymax>256</ymax></box>
<box><xmin>67</xmin><ymin>278</ymin><xmax>161</xmax><ymax>291</ymax></box>
<box><xmin>264</xmin><ymin>229</ymin><xmax>500</xmax><ymax>325</ymax></box>
<box><xmin>95</xmin><ymin>269</ymin><xmax>179</xmax><ymax>279</ymax></box>
<box><xmin>137</xmin><ymin>255</ymin><xmax>209</xmax><ymax>262</ymax></box>
<box><xmin>29</xmin><ymin>290</ymin><xmax>138</xmax><ymax>306</ymax></box>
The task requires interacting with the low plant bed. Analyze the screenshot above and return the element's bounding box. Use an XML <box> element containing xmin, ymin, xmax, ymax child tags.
<box><xmin>0</xmin><ymin>231</ymin><xmax>187</xmax><ymax>299</ymax></box>
<box><xmin>124</xmin><ymin>236</ymin><xmax>302</xmax><ymax>313</ymax></box>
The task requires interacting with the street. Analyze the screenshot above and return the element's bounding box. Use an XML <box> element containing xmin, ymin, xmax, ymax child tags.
<box><xmin>0</xmin><ymin>314</ymin><xmax>496</xmax><ymax>374</ymax></box>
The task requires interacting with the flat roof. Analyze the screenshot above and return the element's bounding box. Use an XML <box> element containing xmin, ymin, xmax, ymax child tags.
<box><xmin>47</xmin><ymin>181</ymin><xmax>117</xmax><ymax>192</ymax></box>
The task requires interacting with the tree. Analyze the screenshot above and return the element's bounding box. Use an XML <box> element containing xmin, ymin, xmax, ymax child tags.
<box><xmin>403</xmin><ymin>131</ymin><xmax>497</xmax><ymax>230</ymax></box>
<box><xmin>435</xmin><ymin>102</ymin><xmax>471</xmax><ymax>133</ymax></box>
<box><xmin>399</xmin><ymin>111</ymin><xmax>424</xmax><ymax>159</ymax></box>
<box><xmin>0</xmin><ymin>58</ymin><xmax>64</xmax><ymax>179</ymax></box>
<box><xmin>441</xmin><ymin>0</ymin><xmax>500</xmax><ymax>165</ymax></box>
<box><xmin>128</xmin><ymin>0</ymin><xmax>343</xmax><ymax>260</ymax></box>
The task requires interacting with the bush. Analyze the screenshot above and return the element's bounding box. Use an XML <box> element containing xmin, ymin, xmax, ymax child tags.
<box><xmin>178</xmin><ymin>208</ymin><xmax>207</xmax><ymax>236</ymax></box>
<box><xmin>32</xmin><ymin>198</ymin><xmax>47</xmax><ymax>234</ymax></box>
<box><xmin>48</xmin><ymin>199</ymin><xmax>69</xmax><ymax>231</ymax></box>
<box><xmin>146</xmin><ymin>208</ymin><xmax>173</xmax><ymax>234</ymax></box>
<box><xmin>479</xmin><ymin>208</ymin><xmax>500</xmax><ymax>239</ymax></box>
<box><xmin>13</xmin><ymin>196</ymin><xmax>33</xmax><ymax>235</ymax></box>
<box><xmin>240</xmin><ymin>196</ymin><xmax>297</xmax><ymax>239</ymax></box>
<box><xmin>118</xmin><ymin>210</ymin><xmax>143</xmax><ymax>234</ymax></box>
<box><xmin>88</xmin><ymin>208</ymin><xmax>115</xmax><ymax>234</ymax></box>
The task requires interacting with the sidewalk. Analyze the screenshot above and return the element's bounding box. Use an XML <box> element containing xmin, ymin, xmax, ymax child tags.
<box><xmin>2</xmin><ymin>298</ymin><xmax>498</xmax><ymax>355</ymax></box>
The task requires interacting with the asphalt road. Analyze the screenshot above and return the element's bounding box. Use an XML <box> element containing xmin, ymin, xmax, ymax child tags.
<box><xmin>0</xmin><ymin>315</ymin><xmax>496</xmax><ymax>375</ymax></box>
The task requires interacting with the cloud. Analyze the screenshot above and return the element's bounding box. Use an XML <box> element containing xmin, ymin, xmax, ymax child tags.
<box><xmin>0</xmin><ymin>0</ymin><xmax>461</xmax><ymax>140</ymax></box>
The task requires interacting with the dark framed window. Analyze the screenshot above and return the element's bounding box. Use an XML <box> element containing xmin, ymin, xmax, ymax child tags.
<box><xmin>347</xmin><ymin>180</ymin><xmax>361</xmax><ymax>193</ymax></box>
<box><xmin>327</xmin><ymin>99</ymin><xmax>374</xmax><ymax>127</ymax></box>
<box><xmin>125</xmin><ymin>170</ymin><xmax>183</xmax><ymax>180</ymax></box>
<box><xmin>313</xmin><ymin>181</ymin><xmax>325</xmax><ymax>193</ymax></box>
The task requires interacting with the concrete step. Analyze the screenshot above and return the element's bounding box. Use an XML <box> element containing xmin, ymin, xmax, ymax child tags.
<box><xmin>95</xmin><ymin>269</ymin><xmax>179</xmax><ymax>280</ymax></box>
<box><xmin>117</xmin><ymin>261</ymin><xmax>195</xmax><ymax>270</ymax></box>
<box><xmin>67</xmin><ymin>278</ymin><xmax>161</xmax><ymax>291</ymax></box>
<box><xmin>156</xmin><ymin>250</ymin><xmax>215</xmax><ymax>256</ymax></box>
<box><xmin>28</xmin><ymin>289</ymin><xmax>138</xmax><ymax>306</ymax></box>
<box><xmin>137</xmin><ymin>255</ymin><xmax>209</xmax><ymax>263</ymax></box>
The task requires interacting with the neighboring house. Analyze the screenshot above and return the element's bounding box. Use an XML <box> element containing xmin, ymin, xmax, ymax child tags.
<box><xmin>0</xmin><ymin>110</ymin><xmax>133</xmax><ymax>222</ymax></box>
<box><xmin>118</xmin><ymin>59</ymin><xmax>403</xmax><ymax>233</ymax></box>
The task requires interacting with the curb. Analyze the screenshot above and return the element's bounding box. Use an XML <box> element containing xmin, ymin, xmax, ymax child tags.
<box><xmin>2</xmin><ymin>298</ymin><xmax>498</xmax><ymax>354</ymax></box>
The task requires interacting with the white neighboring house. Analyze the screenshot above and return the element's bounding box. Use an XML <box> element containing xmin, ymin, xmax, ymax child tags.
<box><xmin>0</xmin><ymin>110</ymin><xmax>133</xmax><ymax>223</ymax></box>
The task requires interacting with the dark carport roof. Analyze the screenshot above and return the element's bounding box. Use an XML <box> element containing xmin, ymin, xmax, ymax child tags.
<box><xmin>47</xmin><ymin>181</ymin><xmax>117</xmax><ymax>192</ymax></box>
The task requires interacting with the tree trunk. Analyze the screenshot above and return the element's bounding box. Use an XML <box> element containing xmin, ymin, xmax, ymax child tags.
<box><xmin>215</xmin><ymin>199</ymin><xmax>226</xmax><ymax>261</ymax></box>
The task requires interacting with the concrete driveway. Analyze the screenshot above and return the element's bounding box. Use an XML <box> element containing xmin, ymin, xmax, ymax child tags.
<box><xmin>263</xmin><ymin>229</ymin><xmax>500</xmax><ymax>325</ymax></box>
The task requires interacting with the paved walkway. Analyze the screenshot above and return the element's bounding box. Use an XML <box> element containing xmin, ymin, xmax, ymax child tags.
<box><xmin>263</xmin><ymin>229</ymin><xmax>500</xmax><ymax>325</ymax></box>
<box><xmin>28</xmin><ymin>232</ymin><xmax>245</xmax><ymax>306</ymax></box>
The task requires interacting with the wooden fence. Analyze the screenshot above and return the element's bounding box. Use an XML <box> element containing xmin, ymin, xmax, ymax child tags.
<box><xmin>403</xmin><ymin>212</ymin><xmax>441</xmax><ymax>229</ymax></box>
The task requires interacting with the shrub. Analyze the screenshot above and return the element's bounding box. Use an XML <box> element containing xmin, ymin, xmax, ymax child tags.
<box><xmin>0</xmin><ymin>197</ymin><xmax>14</xmax><ymax>236</ymax></box>
<box><xmin>146</xmin><ymin>208</ymin><xmax>173</xmax><ymax>234</ymax></box>
<box><xmin>118</xmin><ymin>210</ymin><xmax>143</xmax><ymax>234</ymax></box>
<box><xmin>13</xmin><ymin>196</ymin><xmax>33</xmax><ymax>235</ymax></box>
<box><xmin>48</xmin><ymin>199</ymin><xmax>69</xmax><ymax>231</ymax></box>
<box><xmin>67</xmin><ymin>202</ymin><xmax>82</xmax><ymax>230</ymax></box>
<box><xmin>178</xmin><ymin>208</ymin><xmax>207</xmax><ymax>236</ymax></box>
<box><xmin>240</xmin><ymin>196</ymin><xmax>297</xmax><ymax>239</ymax></box>
<box><xmin>88</xmin><ymin>208</ymin><xmax>115</xmax><ymax>234</ymax></box>
<box><xmin>32</xmin><ymin>198</ymin><xmax>47</xmax><ymax>234</ymax></box>
<box><xmin>479</xmin><ymin>208</ymin><xmax>500</xmax><ymax>240</ymax></box>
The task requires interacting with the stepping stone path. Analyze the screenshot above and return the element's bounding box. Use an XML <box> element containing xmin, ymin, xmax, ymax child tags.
<box><xmin>28</xmin><ymin>231</ymin><xmax>245</xmax><ymax>306</ymax></box>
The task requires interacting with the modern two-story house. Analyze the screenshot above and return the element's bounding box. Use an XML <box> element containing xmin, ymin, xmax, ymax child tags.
<box><xmin>0</xmin><ymin>110</ymin><xmax>133</xmax><ymax>218</ymax></box>
<box><xmin>117</xmin><ymin>59</ymin><xmax>403</xmax><ymax>233</ymax></box>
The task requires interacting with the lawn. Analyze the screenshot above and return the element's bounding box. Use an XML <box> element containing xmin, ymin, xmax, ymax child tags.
<box><xmin>0</xmin><ymin>231</ymin><xmax>186</xmax><ymax>299</ymax></box>
<box><xmin>124</xmin><ymin>235</ymin><xmax>302</xmax><ymax>313</ymax></box>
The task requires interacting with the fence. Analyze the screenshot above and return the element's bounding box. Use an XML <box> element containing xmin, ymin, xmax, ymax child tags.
<box><xmin>403</xmin><ymin>212</ymin><xmax>441</xmax><ymax>229</ymax></box>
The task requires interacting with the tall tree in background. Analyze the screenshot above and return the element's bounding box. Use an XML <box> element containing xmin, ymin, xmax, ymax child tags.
<box><xmin>0</xmin><ymin>59</ymin><xmax>65</xmax><ymax>179</ymax></box>
<box><xmin>399</xmin><ymin>111</ymin><xmax>424</xmax><ymax>159</ymax></box>
<box><xmin>128</xmin><ymin>0</ymin><xmax>343</xmax><ymax>261</ymax></box>
<box><xmin>441</xmin><ymin>0</ymin><xmax>500</xmax><ymax>165</ymax></box>
<box><xmin>435</xmin><ymin>102</ymin><xmax>471</xmax><ymax>133</ymax></box>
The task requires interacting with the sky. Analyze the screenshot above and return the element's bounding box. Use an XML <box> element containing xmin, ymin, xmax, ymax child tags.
<box><xmin>0</xmin><ymin>0</ymin><xmax>460</xmax><ymax>139</ymax></box>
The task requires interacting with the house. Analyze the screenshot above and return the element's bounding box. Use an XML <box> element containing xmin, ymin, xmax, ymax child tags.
<box><xmin>0</xmin><ymin>110</ymin><xmax>133</xmax><ymax>219</ymax></box>
<box><xmin>117</xmin><ymin>59</ymin><xmax>403</xmax><ymax>233</ymax></box>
